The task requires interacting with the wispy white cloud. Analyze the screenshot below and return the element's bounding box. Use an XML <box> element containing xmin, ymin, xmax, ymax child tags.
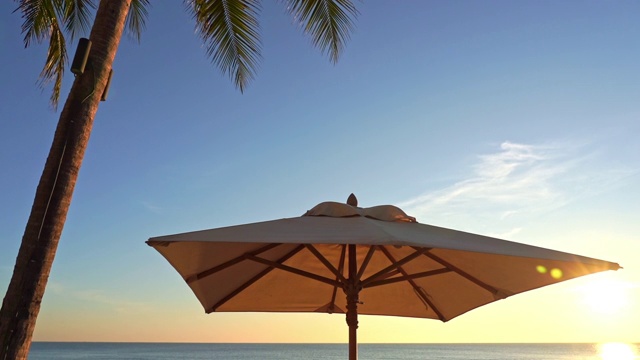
<box><xmin>490</xmin><ymin>227</ymin><xmax>523</xmax><ymax>239</ymax></box>
<box><xmin>47</xmin><ymin>281</ymin><xmax>65</xmax><ymax>294</ymax></box>
<box><xmin>402</xmin><ymin>141</ymin><xmax>569</xmax><ymax>216</ymax></box>
<box><xmin>49</xmin><ymin>284</ymin><xmax>153</xmax><ymax>314</ymax></box>
<box><xmin>72</xmin><ymin>289</ymin><xmax>152</xmax><ymax>314</ymax></box>
<box><xmin>400</xmin><ymin>140</ymin><xmax>637</xmax><ymax>235</ymax></box>
<box><xmin>141</xmin><ymin>201</ymin><xmax>164</xmax><ymax>214</ymax></box>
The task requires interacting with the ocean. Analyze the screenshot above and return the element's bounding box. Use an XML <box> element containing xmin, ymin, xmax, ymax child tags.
<box><xmin>27</xmin><ymin>342</ymin><xmax>640</xmax><ymax>359</ymax></box>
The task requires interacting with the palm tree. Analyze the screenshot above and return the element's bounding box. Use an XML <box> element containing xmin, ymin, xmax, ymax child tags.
<box><xmin>0</xmin><ymin>0</ymin><xmax>358</xmax><ymax>358</ymax></box>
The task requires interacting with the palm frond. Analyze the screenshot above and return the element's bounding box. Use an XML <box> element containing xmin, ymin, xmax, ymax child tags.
<box><xmin>37</xmin><ymin>19</ymin><xmax>67</xmax><ymax>109</ymax></box>
<box><xmin>17</xmin><ymin>0</ymin><xmax>70</xmax><ymax>109</ymax></box>
<box><xmin>283</xmin><ymin>0</ymin><xmax>358</xmax><ymax>63</ymax></box>
<box><xmin>16</xmin><ymin>0</ymin><xmax>97</xmax><ymax>108</ymax></box>
<box><xmin>18</xmin><ymin>0</ymin><xmax>58</xmax><ymax>46</ymax></box>
<box><xmin>126</xmin><ymin>0</ymin><xmax>150</xmax><ymax>42</ymax></box>
<box><xmin>62</xmin><ymin>0</ymin><xmax>95</xmax><ymax>40</ymax></box>
<box><xmin>186</xmin><ymin>0</ymin><xmax>262</xmax><ymax>92</ymax></box>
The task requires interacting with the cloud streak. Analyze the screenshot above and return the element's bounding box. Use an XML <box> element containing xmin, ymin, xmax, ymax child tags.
<box><xmin>141</xmin><ymin>201</ymin><xmax>165</xmax><ymax>214</ymax></box>
<box><xmin>49</xmin><ymin>282</ymin><xmax>153</xmax><ymax>314</ymax></box>
<box><xmin>400</xmin><ymin>140</ymin><xmax>636</xmax><ymax>234</ymax></box>
<box><xmin>72</xmin><ymin>289</ymin><xmax>152</xmax><ymax>314</ymax></box>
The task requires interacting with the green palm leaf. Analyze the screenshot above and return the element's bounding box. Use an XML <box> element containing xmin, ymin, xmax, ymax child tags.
<box><xmin>17</xmin><ymin>0</ymin><xmax>68</xmax><ymax>108</ymax></box>
<box><xmin>283</xmin><ymin>0</ymin><xmax>358</xmax><ymax>63</ymax></box>
<box><xmin>38</xmin><ymin>19</ymin><xmax>67</xmax><ymax>109</ymax></box>
<box><xmin>186</xmin><ymin>0</ymin><xmax>262</xmax><ymax>92</ymax></box>
<box><xmin>126</xmin><ymin>0</ymin><xmax>150</xmax><ymax>42</ymax></box>
<box><xmin>62</xmin><ymin>0</ymin><xmax>95</xmax><ymax>41</ymax></box>
<box><xmin>18</xmin><ymin>0</ymin><xmax>57</xmax><ymax>46</ymax></box>
<box><xmin>17</xmin><ymin>0</ymin><xmax>356</xmax><ymax>106</ymax></box>
<box><xmin>17</xmin><ymin>0</ymin><xmax>98</xmax><ymax>108</ymax></box>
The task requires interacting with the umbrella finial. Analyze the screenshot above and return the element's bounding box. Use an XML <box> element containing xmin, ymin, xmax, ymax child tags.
<box><xmin>347</xmin><ymin>193</ymin><xmax>358</xmax><ymax>207</ymax></box>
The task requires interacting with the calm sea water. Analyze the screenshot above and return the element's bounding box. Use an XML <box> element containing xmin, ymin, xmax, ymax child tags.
<box><xmin>28</xmin><ymin>342</ymin><xmax>640</xmax><ymax>360</ymax></box>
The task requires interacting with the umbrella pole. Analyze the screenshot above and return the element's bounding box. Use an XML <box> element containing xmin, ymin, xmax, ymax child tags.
<box><xmin>347</xmin><ymin>305</ymin><xmax>357</xmax><ymax>360</ymax></box>
<box><xmin>346</xmin><ymin>288</ymin><xmax>358</xmax><ymax>360</ymax></box>
<box><xmin>346</xmin><ymin>244</ymin><xmax>360</xmax><ymax>360</ymax></box>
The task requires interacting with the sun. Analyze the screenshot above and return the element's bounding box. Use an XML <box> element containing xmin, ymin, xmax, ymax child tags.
<box><xmin>578</xmin><ymin>278</ymin><xmax>629</xmax><ymax>315</ymax></box>
<box><xmin>599</xmin><ymin>342</ymin><xmax>637</xmax><ymax>360</ymax></box>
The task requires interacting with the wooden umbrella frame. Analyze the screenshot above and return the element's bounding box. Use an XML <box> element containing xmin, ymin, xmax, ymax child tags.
<box><xmin>183</xmin><ymin>241</ymin><xmax>503</xmax><ymax>360</ymax></box>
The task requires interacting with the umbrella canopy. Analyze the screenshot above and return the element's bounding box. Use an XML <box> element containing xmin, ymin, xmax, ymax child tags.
<box><xmin>147</xmin><ymin>195</ymin><xmax>620</xmax><ymax>359</ymax></box>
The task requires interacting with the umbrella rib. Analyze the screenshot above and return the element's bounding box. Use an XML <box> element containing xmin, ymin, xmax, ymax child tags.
<box><xmin>186</xmin><ymin>243</ymin><xmax>282</xmax><ymax>284</ymax></box>
<box><xmin>364</xmin><ymin>268</ymin><xmax>452</xmax><ymax>288</ymax></box>
<box><xmin>414</xmin><ymin>247</ymin><xmax>500</xmax><ymax>295</ymax></box>
<box><xmin>328</xmin><ymin>244</ymin><xmax>347</xmax><ymax>314</ymax></box>
<box><xmin>207</xmin><ymin>244</ymin><xmax>306</xmax><ymax>313</ymax></box>
<box><xmin>356</xmin><ymin>245</ymin><xmax>377</xmax><ymax>281</ymax></box>
<box><xmin>378</xmin><ymin>246</ymin><xmax>447</xmax><ymax>321</ymax></box>
<box><xmin>246</xmin><ymin>254</ymin><xmax>341</xmax><ymax>288</ymax></box>
<box><xmin>361</xmin><ymin>247</ymin><xmax>432</xmax><ymax>287</ymax></box>
<box><xmin>305</xmin><ymin>244</ymin><xmax>348</xmax><ymax>284</ymax></box>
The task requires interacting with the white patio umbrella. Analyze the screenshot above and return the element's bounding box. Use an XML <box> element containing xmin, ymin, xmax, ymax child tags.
<box><xmin>147</xmin><ymin>195</ymin><xmax>620</xmax><ymax>360</ymax></box>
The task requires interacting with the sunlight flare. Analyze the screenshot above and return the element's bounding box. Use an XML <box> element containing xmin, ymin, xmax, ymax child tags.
<box><xmin>579</xmin><ymin>279</ymin><xmax>629</xmax><ymax>314</ymax></box>
<box><xmin>599</xmin><ymin>342</ymin><xmax>637</xmax><ymax>360</ymax></box>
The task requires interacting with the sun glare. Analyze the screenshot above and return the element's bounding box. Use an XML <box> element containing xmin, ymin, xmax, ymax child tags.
<box><xmin>599</xmin><ymin>342</ymin><xmax>637</xmax><ymax>360</ymax></box>
<box><xmin>579</xmin><ymin>279</ymin><xmax>629</xmax><ymax>314</ymax></box>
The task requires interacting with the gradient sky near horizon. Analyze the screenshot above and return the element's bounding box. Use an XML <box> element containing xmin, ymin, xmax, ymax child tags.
<box><xmin>1</xmin><ymin>1</ymin><xmax>639</xmax><ymax>344</ymax></box>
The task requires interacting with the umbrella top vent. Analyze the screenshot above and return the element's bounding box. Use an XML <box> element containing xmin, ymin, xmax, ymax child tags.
<box><xmin>304</xmin><ymin>194</ymin><xmax>417</xmax><ymax>223</ymax></box>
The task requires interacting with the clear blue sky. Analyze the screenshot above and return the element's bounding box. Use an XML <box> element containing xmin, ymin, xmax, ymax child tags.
<box><xmin>1</xmin><ymin>0</ymin><xmax>639</xmax><ymax>343</ymax></box>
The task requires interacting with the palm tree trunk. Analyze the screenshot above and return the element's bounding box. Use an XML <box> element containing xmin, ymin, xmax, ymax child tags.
<box><xmin>0</xmin><ymin>1</ymin><xmax>131</xmax><ymax>358</ymax></box>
